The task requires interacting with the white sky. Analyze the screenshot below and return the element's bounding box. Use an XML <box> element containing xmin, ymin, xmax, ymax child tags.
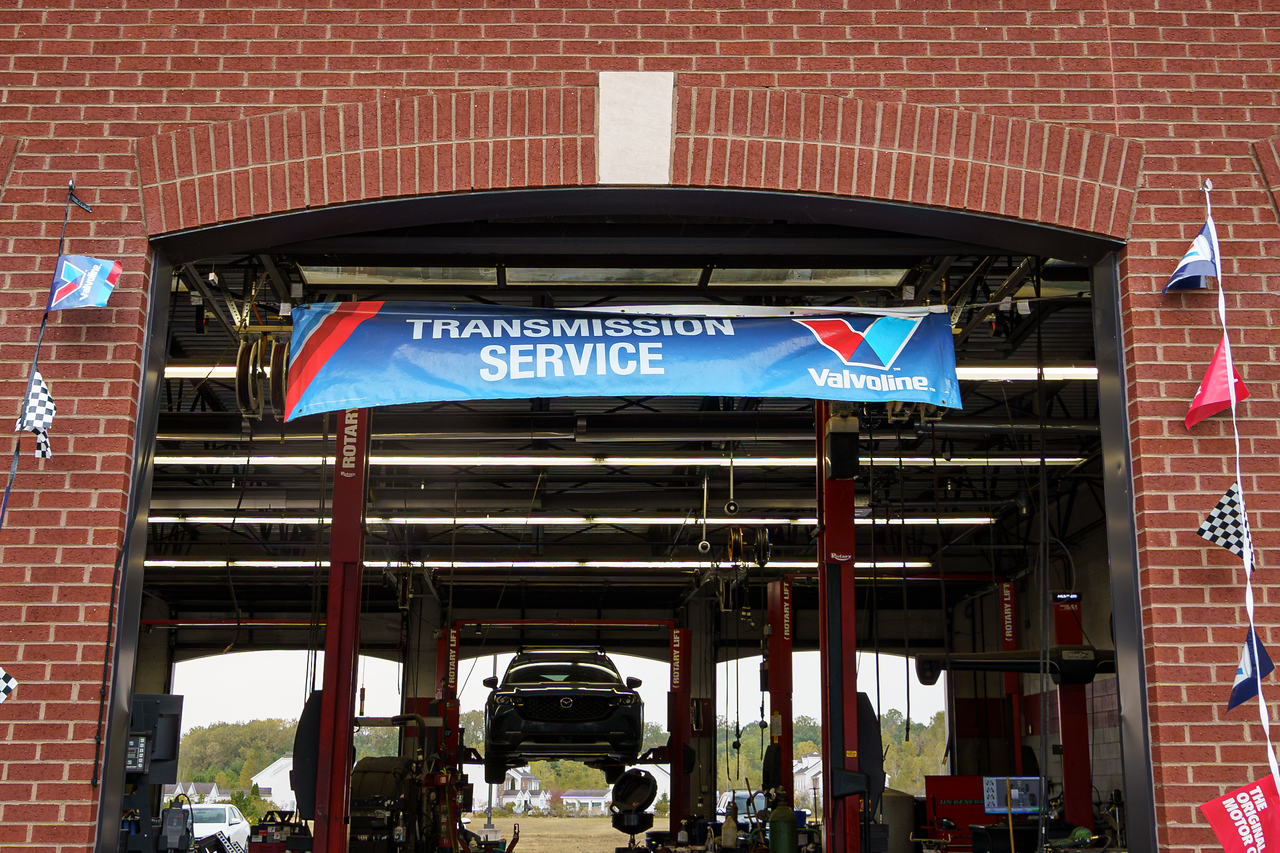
<box><xmin>170</xmin><ymin>649</ymin><xmax>945</xmax><ymax>735</ymax></box>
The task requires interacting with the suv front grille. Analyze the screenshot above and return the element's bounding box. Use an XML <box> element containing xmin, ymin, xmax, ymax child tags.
<box><xmin>522</xmin><ymin>695</ymin><xmax>613</xmax><ymax>721</ymax></box>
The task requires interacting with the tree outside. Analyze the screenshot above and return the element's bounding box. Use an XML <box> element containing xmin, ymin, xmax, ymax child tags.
<box><xmin>713</xmin><ymin>710</ymin><xmax>947</xmax><ymax>798</ymax></box>
<box><xmin>228</xmin><ymin>784</ymin><xmax>279</xmax><ymax>824</ymax></box>
<box><xmin>178</xmin><ymin>719</ymin><xmax>297</xmax><ymax>790</ymax></box>
<box><xmin>878</xmin><ymin>710</ymin><xmax>947</xmax><ymax>795</ymax></box>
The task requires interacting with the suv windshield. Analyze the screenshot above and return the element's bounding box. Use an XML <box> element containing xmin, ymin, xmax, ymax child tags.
<box><xmin>504</xmin><ymin>661</ymin><xmax>621</xmax><ymax>685</ymax></box>
<box><xmin>190</xmin><ymin>807</ymin><xmax>226</xmax><ymax>823</ymax></box>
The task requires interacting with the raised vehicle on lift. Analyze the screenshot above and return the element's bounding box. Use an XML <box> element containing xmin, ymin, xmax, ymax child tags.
<box><xmin>482</xmin><ymin>646</ymin><xmax>643</xmax><ymax>784</ymax></box>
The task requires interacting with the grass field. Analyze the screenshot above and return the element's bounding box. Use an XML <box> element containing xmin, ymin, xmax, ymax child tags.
<box><xmin>473</xmin><ymin>815</ymin><xmax>639</xmax><ymax>853</ymax></box>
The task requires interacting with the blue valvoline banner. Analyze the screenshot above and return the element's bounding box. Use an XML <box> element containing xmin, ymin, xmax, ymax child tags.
<box><xmin>285</xmin><ymin>302</ymin><xmax>961</xmax><ymax>421</ymax></box>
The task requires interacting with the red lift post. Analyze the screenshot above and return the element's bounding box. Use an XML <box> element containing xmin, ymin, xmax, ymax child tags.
<box><xmin>816</xmin><ymin>402</ymin><xmax>863</xmax><ymax>853</ymax></box>
<box><xmin>669</xmin><ymin>627</ymin><xmax>692</xmax><ymax>837</ymax></box>
<box><xmin>1053</xmin><ymin>592</ymin><xmax>1092</xmax><ymax>827</ymax></box>
<box><xmin>766</xmin><ymin>576</ymin><xmax>794</xmax><ymax>805</ymax></box>
<box><xmin>422</xmin><ymin>625</ymin><xmax>462</xmax><ymax>768</ymax></box>
<box><xmin>313</xmin><ymin>409</ymin><xmax>370</xmax><ymax>853</ymax></box>
<box><xmin>1000</xmin><ymin>582</ymin><xmax>1024</xmax><ymax>775</ymax></box>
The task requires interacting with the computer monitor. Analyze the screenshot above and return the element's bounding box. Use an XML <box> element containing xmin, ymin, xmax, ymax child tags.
<box><xmin>982</xmin><ymin>776</ymin><xmax>1045</xmax><ymax>816</ymax></box>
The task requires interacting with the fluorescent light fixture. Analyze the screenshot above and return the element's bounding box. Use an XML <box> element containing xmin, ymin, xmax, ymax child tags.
<box><xmin>372</xmin><ymin>455</ymin><xmax>813</xmax><ymax>467</ymax></box>
<box><xmin>1043</xmin><ymin>367</ymin><xmax>1098</xmax><ymax>380</ymax></box>
<box><xmin>167</xmin><ymin>364</ymin><xmax>1098</xmax><ymax>382</ymax></box>
<box><xmin>148</xmin><ymin>514</ymin><xmax>816</xmax><ymax>526</ymax></box>
<box><xmin>153</xmin><ymin>453</ymin><xmax>1082</xmax><ymax>468</ymax></box>
<box><xmin>164</xmin><ymin>366</ymin><xmax>238</xmax><ymax>379</ymax></box>
<box><xmin>142</xmin><ymin>558</ymin><xmax>933</xmax><ymax>570</ymax></box>
<box><xmin>149</xmin><ymin>513</ymin><xmax>991</xmax><ymax>527</ymax></box>
<box><xmin>862</xmin><ymin>456</ymin><xmax>1085</xmax><ymax>467</ymax></box>
<box><xmin>153</xmin><ymin>454</ymin><xmax>812</xmax><ymax>467</ymax></box>
<box><xmin>148</xmin><ymin>516</ymin><xmax>325</xmax><ymax>525</ymax></box>
<box><xmin>856</xmin><ymin>516</ymin><xmax>994</xmax><ymax>525</ymax></box>
<box><xmin>957</xmin><ymin>366</ymin><xmax>1097</xmax><ymax>381</ymax></box>
<box><xmin>156</xmin><ymin>456</ymin><xmax>330</xmax><ymax>466</ymax></box>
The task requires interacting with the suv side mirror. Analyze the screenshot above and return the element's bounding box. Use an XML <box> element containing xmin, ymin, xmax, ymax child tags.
<box><xmin>482</xmin><ymin>676</ymin><xmax>498</xmax><ymax>689</ymax></box>
<box><xmin>626</xmin><ymin>677</ymin><xmax>642</xmax><ymax>689</ymax></box>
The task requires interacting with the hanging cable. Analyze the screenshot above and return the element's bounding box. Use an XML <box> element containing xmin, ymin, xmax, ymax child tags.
<box><xmin>931</xmin><ymin>424</ymin><xmax>954</xmax><ymax>774</ymax></box>
<box><xmin>865</xmin><ymin>416</ymin><xmax>883</xmax><ymax>719</ymax></box>
<box><xmin>1034</xmin><ymin>258</ymin><xmax>1052</xmax><ymax>850</ymax></box>
<box><xmin>898</xmin><ymin>426</ymin><xmax>911</xmax><ymax>741</ymax></box>
<box><xmin>306</xmin><ymin>412</ymin><xmax>329</xmax><ymax>696</ymax></box>
<box><xmin>220</xmin><ymin>418</ymin><xmax>253</xmax><ymax>656</ymax></box>
<box><xmin>734</xmin><ymin>641</ymin><xmax>743</xmax><ymax>781</ymax></box>
<box><xmin>458</xmin><ymin>471</ymin><xmax>545</xmax><ymax>701</ymax></box>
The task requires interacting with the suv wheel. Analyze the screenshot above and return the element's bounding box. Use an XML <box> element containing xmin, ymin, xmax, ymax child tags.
<box><xmin>602</xmin><ymin>761</ymin><xmax>625</xmax><ymax>784</ymax></box>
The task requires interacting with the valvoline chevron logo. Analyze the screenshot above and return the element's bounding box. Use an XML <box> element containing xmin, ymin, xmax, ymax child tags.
<box><xmin>793</xmin><ymin>315</ymin><xmax>922</xmax><ymax>369</ymax></box>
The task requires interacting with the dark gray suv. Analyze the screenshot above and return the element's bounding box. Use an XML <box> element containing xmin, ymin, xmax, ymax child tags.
<box><xmin>482</xmin><ymin>647</ymin><xmax>643</xmax><ymax>784</ymax></box>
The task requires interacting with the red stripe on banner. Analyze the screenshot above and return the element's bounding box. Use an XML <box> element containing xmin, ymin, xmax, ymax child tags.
<box><xmin>285</xmin><ymin>302</ymin><xmax>384</xmax><ymax>420</ymax></box>
<box><xmin>50</xmin><ymin>281</ymin><xmax>79</xmax><ymax>307</ymax></box>
<box><xmin>795</xmin><ymin>318</ymin><xmax>866</xmax><ymax>362</ymax></box>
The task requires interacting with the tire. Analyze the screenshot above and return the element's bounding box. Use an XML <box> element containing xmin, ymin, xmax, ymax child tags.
<box><xmin>485</xmin><ymin>752</ymin><xmax>507</xmax><ymax>785</ymax></box>
<box><xmin>603</xmin><ymin>762</ymin><xmax>626</xmax><ymax>784</ymax></box>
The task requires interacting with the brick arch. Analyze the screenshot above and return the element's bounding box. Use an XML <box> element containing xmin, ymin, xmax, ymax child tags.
<box><xmin>137</xmin><ymin>87</ymin><xmax>599</xmax><ymax>237</ymax></box>
<box><xmin>138</xmin><ymin>85</ymin><xmax>1143</xmax><ymax>240</ymax></box>
<box><xmin>673</xmin><ymin>89</ymin><xmax>1144</xmax><ymax>239</ymax></box>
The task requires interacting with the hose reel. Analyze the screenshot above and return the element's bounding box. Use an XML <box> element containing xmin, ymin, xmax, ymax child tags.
<box><xmin>235</xmin><ymin>336</ymin><xmax>290</xmax><ymax>419</ymax></box>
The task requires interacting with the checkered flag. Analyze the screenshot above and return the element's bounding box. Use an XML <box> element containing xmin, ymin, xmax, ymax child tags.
<box><xmin>1198</xmin><ymin>482</ymin><xmax>1253</xmax><ymax>561</ymax></box>
<box><xmin>14</xmin><ymin>371</ymin><xmax>55</xmax><ymax>459</ymax></box>
<box><xmin>0</xmin><ymin>665</ymin><xmax>17</xmax><ymax>703</ymax></box>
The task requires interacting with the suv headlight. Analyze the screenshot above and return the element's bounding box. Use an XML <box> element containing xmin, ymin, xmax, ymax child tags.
<box><xmin>494</xmin><ymin>694</ymin><xmax>514</xmax><ymax>705</ymax></box>
<box><xmin>618</xmin><ymin>694</ymin><xmax>636</xmax><ymax>705</ymax></box>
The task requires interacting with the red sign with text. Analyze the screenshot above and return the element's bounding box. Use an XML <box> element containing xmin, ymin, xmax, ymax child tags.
<box><xmin>1200</xmin><ymin>774</ymin><xmax>1280</xmax><ymax>853</ymax></box>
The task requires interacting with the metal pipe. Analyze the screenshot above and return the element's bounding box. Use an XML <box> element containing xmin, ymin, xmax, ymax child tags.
<box><xmin>139</xmin><ymin>619</ymin><xmax>322</xmax><ymax>627</ymax></box>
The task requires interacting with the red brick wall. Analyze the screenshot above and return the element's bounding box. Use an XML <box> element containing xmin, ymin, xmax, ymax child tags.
<box><xmin>137</xmin><ymin>88</ymin><xmax>597</xmax><ymax>235</ymax></box>
<box><xmin>2</xmin><ymin>2</ymin><xmax>1279</xmax><ymax>850</ymax></box>
<box><xmin>671</xmin><ymin>88</ymin><xmax>1144</xmax><ymax>237</ymax></box>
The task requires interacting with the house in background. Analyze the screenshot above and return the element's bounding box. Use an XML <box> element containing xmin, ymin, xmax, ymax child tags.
<box><xmin>464</xmin><ymin>763</ymin><xmax>671</xmax><ymax>816</ymax></box>
<box><xmin>251</xmin><ymin>753</ymin><xmax>298</xmax><ymax>811</ymax></box>
<box><xmin>190</xmin><ymin>782</ymin><xmax>223</xmax><ymax>803</ymax></box>
<box><xmin>559</xmin><ymin>790</ymin><xmax>611</xmax><ymax>815</ymax></box>
<box><xmin>160</xmin><ymin>781</ymin><xmax>223</xmax><ymax>804</ymax></box>
<box><xmin>792</xmin><ymin>753</ymin><xmax>823</xmax><ymax>812</ymax></box>
<box><xmin>495</xmin><ymin>768</ymin><xmax>550</xmax><ymax>813</ymax></box>
<box><xmin>160</xmin><ymin>782</ymin><xmax>197</xmax><ymax>804</ymax></box>
<box><xmin>164</xmin><ymin>753</ymin><xmax>299</xmax><ymax>813</ymax></box>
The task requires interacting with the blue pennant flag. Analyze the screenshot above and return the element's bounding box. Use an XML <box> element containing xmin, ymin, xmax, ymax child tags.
<box><xmin>1163</xmin><ymin>218</ymin><xmax>1220</xmax><ymax>293</ymax></box>
<box><xmin>1227</xmin><ymin>627</ymin><xmax>1275</xmax><ymax>712</ymax></box>
<box><xmin>47</xmin><ymin>254</ymin><xmax>121</xmax><ymax>311</ymax></box>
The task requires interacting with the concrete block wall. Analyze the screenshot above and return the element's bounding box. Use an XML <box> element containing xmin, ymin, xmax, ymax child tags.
<box><xmin>0</xmin><ymin>2</ymin><xmax>1278</xmax><ymax>849</ymax></box>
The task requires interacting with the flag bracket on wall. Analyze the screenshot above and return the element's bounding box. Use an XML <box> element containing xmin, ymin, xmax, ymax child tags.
<box><xmin>1163</xmin><ymin>179</ymin><xmax>1219</xmax><ymax>294</ymax></box>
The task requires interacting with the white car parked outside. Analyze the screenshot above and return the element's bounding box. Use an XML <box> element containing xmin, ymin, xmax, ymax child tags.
<box><xmin>185</xmin><ymin>804</ymin><xmax>251</xmax><ymax>849</ymax></box>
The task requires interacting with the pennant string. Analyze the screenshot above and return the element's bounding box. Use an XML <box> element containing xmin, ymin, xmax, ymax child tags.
<box><xmin>0</xmin><ymin>181</ymin><xmax>76</xmax><ymax>534</ymax></box>
<box><xmin>1205</xmin><ymin>179</ymin><xmax>1278</xmax><ymax>779</ymax></box>
<box><xmin>0</xmin><ymin>447</ymin><xmax>21</xmax><ymax>531</ymax></box>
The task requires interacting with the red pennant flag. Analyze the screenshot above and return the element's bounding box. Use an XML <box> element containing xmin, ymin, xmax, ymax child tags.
<box><xmin>1187</xmin><ymin>336</ymin><xmax>1250</xmax><ymax>429</ymax></box>
<box><xmin>1200</xmin><ymin>775</ymin><xmax>1280</xmax><ymax>853</ymax></box>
